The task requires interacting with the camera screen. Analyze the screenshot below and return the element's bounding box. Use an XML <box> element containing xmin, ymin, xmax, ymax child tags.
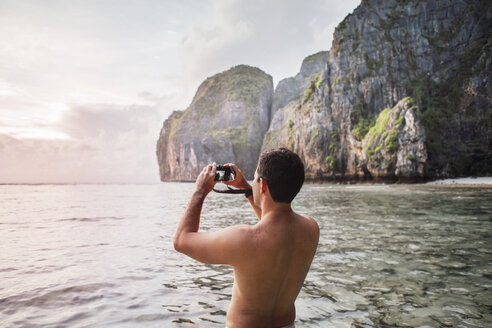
<box><xmin>215</xmin><ymin>165</ymin><xmax>234</xmax><ymax>181</ymax></box>
<box><xmin>217</xmin><ymin>170</ymin><xmax>226</xmax><ymax>180</ymax></box>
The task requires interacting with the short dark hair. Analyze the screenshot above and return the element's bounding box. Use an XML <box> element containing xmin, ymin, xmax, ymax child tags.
<box><xmin>257</xmin><ymin>148</ymin><xmax>305</xmax><ymax>203</ymax></box>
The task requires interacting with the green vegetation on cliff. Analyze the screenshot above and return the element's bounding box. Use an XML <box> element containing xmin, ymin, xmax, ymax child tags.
<box><xmin>351</xmin><ymin>101</ymin><xmax>376</xmax><ymax>141</ymax></box>
<box><xmin>302</xmin><ymin>73</ymin><xmax>323</xmax><ymax>106</ymax></box>
<box><xmin>365</xmin><ymin>104</ymin><xmax>406</xmax><ymax>161</ymax></box>
<box><xmin>352</xmin><ymin>116</ymin><xmax>375</xmax><ymax>141</ymax></box>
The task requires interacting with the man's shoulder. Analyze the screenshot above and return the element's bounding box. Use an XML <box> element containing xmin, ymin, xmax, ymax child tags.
<box><xmin>297</xmin><ymin>213</ymin><xmax>320</xmax><ymax>237</ymax></box>
<box><xmin>222</xmin><ymin>224</ymin><xmax>255</xmax><ymax>237</ymax></box>
<box><xmin>297</xmin><ymin>213</ymin><xmax>318</xmax><ymax>226</ymax></box>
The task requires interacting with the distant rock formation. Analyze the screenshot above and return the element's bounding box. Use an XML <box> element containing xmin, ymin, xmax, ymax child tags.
<box><xmin>272</xmin><ymin>51</ymin><xmax>329</xmax><ymax>117</ymax></box>
<box><xmin>157</xmin><ymin>0</ymin><xmax>492</xmax><ymax>182</ymax></box>
<box><xmin>156</xmin><ymin>65</ymin><xmax>272</xmax><ymax>180</ymax></box>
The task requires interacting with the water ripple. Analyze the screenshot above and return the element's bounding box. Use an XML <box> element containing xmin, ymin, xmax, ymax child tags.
<box><xmin>0</xmin><ymin>183</ymin><xmax>491</xmax><ymax>327</ymax></box>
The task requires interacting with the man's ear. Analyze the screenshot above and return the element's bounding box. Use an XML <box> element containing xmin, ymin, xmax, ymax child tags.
<box><xmin>260</xmin><ymin>178</ymin><xmax>267</xmax><ymax>193</ymax></box>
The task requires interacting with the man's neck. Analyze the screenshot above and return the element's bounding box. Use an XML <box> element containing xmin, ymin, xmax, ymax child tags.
<box><xmin>260</xmin><ymin>198</ymin><xmax>293</xmax><ymax>219</ymax></box>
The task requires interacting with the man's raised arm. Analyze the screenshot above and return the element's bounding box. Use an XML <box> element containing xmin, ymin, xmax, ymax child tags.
<box><xmin>173</xmin><ymin>163</ymin><xmax>216</xmax><ymax>253</ymax></box>
<box><xmin>173</xmin><ymin>163</ymin><xmax>251</xmax><ymax>265</ymax></box>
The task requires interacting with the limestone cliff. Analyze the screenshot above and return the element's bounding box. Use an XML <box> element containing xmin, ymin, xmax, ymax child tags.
<box><xmin>156</xmin><ymin>65</ymin><xmax>272</xmax><ymax>181</ymax></box>
<box><xmin>263</xmin><ymin>0</ymin><xmax>491</xmax><ymax>181</ymax></box>
<box><xmin>272</xmin><ymin>51</ymin><xmax>329</xmax><ymax>118</ymax></box>
<box><xmin>157</xmin><ymin>0</ymin><xmax>492</xmax><ymax>182</ymax></box>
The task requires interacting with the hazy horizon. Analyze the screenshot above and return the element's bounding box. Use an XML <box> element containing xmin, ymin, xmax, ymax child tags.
<box><xmin>0</xmin><ymin>0</ymin><xmax>360</xmax><ymax>183</ymax></box>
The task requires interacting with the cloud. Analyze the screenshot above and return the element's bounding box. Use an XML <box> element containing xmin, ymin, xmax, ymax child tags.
<box><xmin>139</xmin><ymin>91</ymin><xmax>162</xmax><ymax>103</ymax></box>
<box><xmin>0</xmin><ymin>92</ymin><xmax>71</xmax><ymax>139</ymax></box>
<box><xmin>0</xmin><ymin>0</ymin><xmax>196</xmax><ymax>107</ymax></box>
<box><xmin>0</xmin><ymin>104</ymin><xmax>164</xmax><ymax>183</ymax></box>
<box><xmin>176</xmin><ymin>0</ymin><xmax>360</xmax><ymax>93</ymax></box>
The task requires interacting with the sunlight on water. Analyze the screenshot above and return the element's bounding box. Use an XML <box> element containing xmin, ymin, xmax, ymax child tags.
<box><xmin>0</xmin><ymin>183</ymin><xmax>491</xmax><ymax>327</ymax></box>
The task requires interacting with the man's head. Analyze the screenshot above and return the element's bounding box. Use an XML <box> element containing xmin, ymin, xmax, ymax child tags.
<box><xmin>255</xmin><ymin>148</ymin><xmax>305</xmax><ymax>204</ymax></box>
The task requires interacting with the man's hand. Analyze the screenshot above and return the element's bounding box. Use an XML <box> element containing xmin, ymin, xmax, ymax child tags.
<box><xmin>195</xmin><ymin>163</ymin><xmax>217</xmax><ymax>196</ymax></box>
<box><xmin>223</xmin><ymin>164</ymin><xmax>251</xmax><ymax>190</ymax></box>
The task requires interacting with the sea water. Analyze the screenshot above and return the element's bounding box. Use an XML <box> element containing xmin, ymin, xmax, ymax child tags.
<box><xmin>0</xmin><ymin>183</ymin><xmax>491</xmax><ymax>327</ymax></box>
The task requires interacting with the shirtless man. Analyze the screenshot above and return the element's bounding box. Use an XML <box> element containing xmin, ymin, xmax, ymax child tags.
<box><xmin>174</xmin><ymin>148</ymin><xmax>320</xmax><ymax>328</ymax></box>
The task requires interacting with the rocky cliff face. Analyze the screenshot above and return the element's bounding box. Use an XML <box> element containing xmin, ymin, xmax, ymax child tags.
<box><xmin>361</xmin><ymin>97</ymin><xmax>428</xmax><ymax>180</ymax></box>
<box><xmin>272</xmin><ymin>51</ymin><xmax>329</xmax><ymax>117</ymax></box>
<box><xmin>157</xmin><ymin>0</ymin><xmax>492</xmax><ymax>182</ymax></box>
<box><xmin>264</xmin><ymin>0</ymin><xmax>491</xmax><ymax>181</ymax></box>
<box><xmin>156</xmin><ymin>65</ymin><xmax>272</xmax><ymax>180</ymax></box>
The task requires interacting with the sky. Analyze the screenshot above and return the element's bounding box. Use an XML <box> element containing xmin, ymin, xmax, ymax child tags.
<box><xmin>0</xmin><ymin>0</ymin><xmax>360</xmax><ymax>183</ymax></box>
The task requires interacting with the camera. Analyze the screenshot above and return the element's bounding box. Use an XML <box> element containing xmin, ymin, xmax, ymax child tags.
<box><xmin>215</xmin><ymin>165</ymin><xmax>235</xmax><ymax>181</ymax></box>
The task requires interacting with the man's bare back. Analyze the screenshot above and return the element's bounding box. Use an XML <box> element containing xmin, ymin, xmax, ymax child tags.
<box><xmin>226</xmin><ymin>210</ymin><xmax>319</xmax><ymax>327</ymax></box>
<box><xmin>174</xmin><ymin>148</ymin><xmax>319</xmax><ymax>328</ymax></box>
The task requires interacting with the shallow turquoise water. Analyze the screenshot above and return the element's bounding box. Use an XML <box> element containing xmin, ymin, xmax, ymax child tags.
<box><xmin>0</xmin><ymin>183</ymin><xmax>491</xmax><ymax>327</ymax></box>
